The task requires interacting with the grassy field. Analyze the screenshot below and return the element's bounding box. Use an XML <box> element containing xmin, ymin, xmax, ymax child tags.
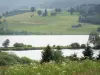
<box><xmin>1</xmin><ymin>11</ymin><xmax>100</xmax><ymax>35</ymax></box>
<box><xmin>0</xmin><ymin>60</ymin><xmax>100</xmax><ymax>75</ymax></box>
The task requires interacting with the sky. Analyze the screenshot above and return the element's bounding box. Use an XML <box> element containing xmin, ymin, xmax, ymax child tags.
<box><xmin>0</xmin><ymin>0</ymin><xmax>100</xmax><ymax>12</ymax></box>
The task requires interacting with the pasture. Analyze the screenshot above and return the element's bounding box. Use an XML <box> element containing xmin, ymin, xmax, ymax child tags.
<box><xmin>0</xmin><ymin>11</ymin><xmax>100</xmax><ymax>35</ymax></box>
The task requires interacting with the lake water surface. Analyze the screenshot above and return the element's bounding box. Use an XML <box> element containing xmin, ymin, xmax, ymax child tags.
<box><xmin>5</xmin><ymin>49</ymin><xmax>100</xmax><ymax>60</ymax></box>
<box><xmin>0</xmin><ymin>35</ymin><xmax>99</xmax><ymax>60</ymax></box>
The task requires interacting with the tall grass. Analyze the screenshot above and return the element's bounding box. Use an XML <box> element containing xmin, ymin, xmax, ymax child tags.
<box><xmin>1</xmin><ymin>60</ymin><xmax>100</xmax><ymax>75</ymax></box>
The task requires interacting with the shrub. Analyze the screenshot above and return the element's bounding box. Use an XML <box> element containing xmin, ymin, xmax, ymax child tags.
<box><xmin>70</xmin><ymin>42</ymin><xmax>80</xmax><ymax>49</ymax></box>
<box><xmin>83</xmin><ymin>46</ymin><xmax>93</xmax><ymax>59</ymax></box>
<box><xmin>0</xmin><ymin>59</ymin><xmax>8</xmax><ymax>66</ymax></box>
<box><xmin>96</xmin><ymin>51</ymin><xmax>100</xmax><ymax>60</ymax></box>
<box><xmin>37</xmin><ymin>10</ymin><xmax>42</xmax><ymax>16</ymax></box>
<box><xmin>41</xmin><ymin>45</ymin><xmax>54</xmax><ymax>63</ymax></box>
<box><xmin>21</xmin><ymin>57</ymin><xmax>32</xmax><ymax>64</ymax></box>
<box><xmin>2</xmin><ymin>39</ymin><xmax>10</xmax><ymax>48</ymax></box>
<box><xmin>13</xmin><ymin>43</ymin><xmax>24</xmax><ymax>47</ymax></box>
<box><xmin>81</xmin><ymin>44</ymin><xmax>86</xmax><ymax>49</ymax></box>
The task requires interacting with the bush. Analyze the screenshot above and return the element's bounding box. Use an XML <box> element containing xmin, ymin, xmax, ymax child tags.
<box><xmin>37</xmin><ymin>10</ymin><xmax>42</xmax><ymax>16</ymax></box>
<box><xmin>96</xmin><ymin>51</ymin><xmax>100</xmax><ymax>60</ymax></box>
<box><xmin>21</xmin><ymin>57</ymin><xmax>32</xmax><ymax>64</ymax></box>
<box><xmin>0</xmin><ymin>59</ymin><xmax>8</xmax><ymax>66</ymax></box>
<box><xmin>2</xmin><ymin>39</ymin><xmax>10</xmax><ymax>48</ymax></box>
<box><xmin>0</xmin><ymin>55</ymin><xmax>18</xmax><ymax>65</ymax></box>
<box><xmin>13</xmin><ymin>43</ymin><xmax>24</xmax><ymax>47</ymax></box>
<box><xmin>81</xmin><ymin>44</ymin><xmax>86</xmax><ymax>49</ymax></box>
<box><xmin>54</xmin><ymin>46</ymin><xmax>63</xmax><ymax>63</ymax></box>
<box><xmin>70</xmin><ymin>43</ymin><xmax>80</xmax><ymax>49</ymax></box>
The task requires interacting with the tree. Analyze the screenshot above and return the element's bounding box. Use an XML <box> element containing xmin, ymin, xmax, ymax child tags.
<box><xmin>54</xmin><ymin>46</ymin><xmax>63</xmax><ymax>63</ymax></box>
<box><xmin>81</xmin><ymin>44</ymin><xmax>86</xmax><ymax>49</ymax></box>
<box><xmin>42</xmin><ymin>9</ymin><xmax>48</xmax><ymax>16</ymax></box>
<box><xmin>96</xmin><ymin>51</ymin><xmax>100</xmax><ymax>60</ymax></box>
<box><xmin>83</xmin><ymin>46</ymin><xmax>93</xmax><ymax>59</ymax></box>
<box><xmin>70</xmin><ymin>43</ymin><xmax>80</xmax><ymax>49</ymax></box>
<box><xmin>37</xmin><ymin>10</ymin><xmax>42</xmax><ymax>16</ymax></box>
<box><xmin>2</xmin><ymin>39</ymin><xmax>10</xmax><ymax>48</ymax></box>
<box><xmin>13</xmin><ymin>43</ymin><xmax>24</xmax><ymax>47</ymax></box>
<box><xmin>88</xmin><ymin>32</ymin><xmax>100</xmax><ymax>49</ymax></box>
<box><xmin>41</xmin><ymin>45</ymin><xmax>54</xmax><ymax>63</ymax></box>
<box><xmin>31</xmin><ymin>7</ymin><xmax>35</xmax><ymax>12</ymax></box>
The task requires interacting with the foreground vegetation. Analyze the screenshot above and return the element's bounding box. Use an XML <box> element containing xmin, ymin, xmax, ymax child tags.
<box><xmin>0</xmin><ymin>60</ymin><xmax>100</xmax><ymax>75</ymax></box>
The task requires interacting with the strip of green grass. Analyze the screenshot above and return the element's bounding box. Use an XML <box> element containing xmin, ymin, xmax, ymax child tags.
<box><xmin>1</xmin><ymin>60</ymin><xmax>100</xmax><ymax>75</ymax></box>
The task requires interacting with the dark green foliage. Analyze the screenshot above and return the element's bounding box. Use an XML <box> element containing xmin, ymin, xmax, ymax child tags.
<box><xmin>41</xmin><ymin>45</ymin><xmax>54</xmax><ymax>63</ymax></box>
<box><xmin>21</xmin><ymin>57</ymin><xmax>32</xmax><ymax>64</ymax></box>
<box><xmin>81</xmin><ymin>44</ymin><xmax>86</xmax><ymax>49</ymax></box>
<box><xmin>70</xmin><ymin>42</ymin><xmax>80</xmax><ymax>49</ymax></box>
<box><xmin>0</xmin><ymin>59</ymin><xmax>7</xmax><ymax>66</ymax></box>
<box><xmin>0</xmin><ymin>54</ymin><xmax>18</xmax><ymax>65</ymax></box>
<box><xmin>83</xmin><ymin>46</ymin><xmax>93</xmax><ymax>59</ymax></box>
<box><xmin>37</xmin><ymin>10</ymin><xmax>42</xmax><ymax>16</ymax></box>
<box><xmin>88</xmin><ymin>32</ymin><xmax>100</xmax><ymax>49</ymax></box>
<box><xmin>13</xmin><ymin>43</ymin><xmax>24</xmax><ymax>47</ymax></box>
<box><xmin>96</xmin><ymin>51</ymin><xmax>100</xmax><ymax>60</ymax></box>
<box><xmin>42</xmin><ymin>9</ymin><xmax>48</xmax><ymax>16</ymax></box>
<box><xmin>31</xmin><ymin>7</ymin><xmax>35</xmax><ymax>12</ymax></box>
<box><xmin>2</xmin><ymin>39</ymin><xmax>10</xmax><ymax>48</ymax></box>
<box><xmin>41</xmin><ymin>45</ymin><xmax>63</xmax><ymax>63</ymax></box>
<box><xmin>56</xmin><ymin>45</ymin><xmax>61</xmax><ymax>50</ymax></box>
<box><xmin>54</xmin><ymin>47</ymin><xmax>63</xmax><ymax>63</ymax></box>
<box><xmin>0</xmin><ymin>52</ymin><xmax>32</xmax><ymax>66</ymax></box>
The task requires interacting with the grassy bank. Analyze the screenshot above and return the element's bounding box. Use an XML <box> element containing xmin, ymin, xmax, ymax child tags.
<box><xmin>1</xmin><ymin>11</ymin><xmax>100</xmax><ymax>35</ymax></box>
<box><xmin>0</xmin><ymin>60</ymin><xmax>100</xmax><ymax>75</ymax></box>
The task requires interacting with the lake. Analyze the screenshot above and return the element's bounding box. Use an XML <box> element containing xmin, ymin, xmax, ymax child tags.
<box><xmin>5</xmin><ymin>49</ymin><xmax>100</xmax><ymax>60</ymax></box>
<box><xmin>0</xmin><ymin>35</ymin><xmax>99</xmax><ymax>60</ymax></box>
<box><xmin>0</xmin><ymin>35</ymin><xmax>89</xmax><ymax>47</ymax></box>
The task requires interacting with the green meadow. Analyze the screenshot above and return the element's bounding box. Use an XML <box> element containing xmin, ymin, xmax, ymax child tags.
<box><xmin>0</xmin><ymin>60</ymin><xmax>100</xmax><ymax>75</ymax></box>
<box><xmin>1</xmin><ymin>11</ymin><xmax>100</xmax><ymax>35</ymax></box>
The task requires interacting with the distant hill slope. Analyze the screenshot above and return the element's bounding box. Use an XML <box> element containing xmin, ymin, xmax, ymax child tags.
<box><xmin>41</xmin><ymin>0</ymin><xmax>100</xmax><ymax>8</ymax></box>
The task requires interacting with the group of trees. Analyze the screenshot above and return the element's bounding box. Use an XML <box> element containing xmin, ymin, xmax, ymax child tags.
<box><xmin>41</xmin><ymin>45</ymin><xmax>63</xmax><ymax>63</ymax></box>
<box><xmin>76</xmin><ymin>4</ymin><xmax>100</xmax><ymax>24</ymax></box>
<box><xmin>41</xmin><ymin>44</ymin><xmax>100</xmax><ymax>63</ymax></box>
<box><xmin>70</xmin><ymin>43</ymin><xmax>86</xmax><ymax>49</ymax></box>
<box><xmin>2</xmin><ymin>39</ymin><xmax>32</xmax><ymax>48</ymax></box>
<box><xmin>30</xmin><ymin>7</ymin><xmax>62</xmax><ymax>17</ymax></box>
